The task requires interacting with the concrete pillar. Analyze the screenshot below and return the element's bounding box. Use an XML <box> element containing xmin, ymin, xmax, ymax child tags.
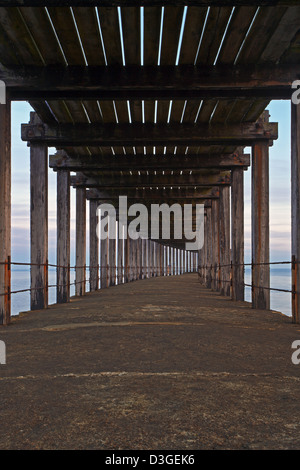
<box><xmin>30</xmin><ymin>114</ymin><xmax>48</xmax><ymax>310</ymax></box>
<box><xmin>219</xmin><ymin>186</ymin><xmax>231</xmax><ymax>296</ymax></box>
<box><xmin>57</xmin><ymin>170</ymin><xmax>70</xmax><ymax>303</ymax></box>
<box><xmin>75</xmin><ymin>187</ymin><xmax>86</xmax><ymax>296</ymax></box>
<box><xmin>231</xmin><ymin>167</ymin><xmax>244</xmax><ymax>301</ymax></box>
<box><xmin>0</xmin><ymin>97</ymin><xmax>11</xmax><ymax>324</ymax></box>
<box><xmin>252</xmin><ymin>141</ymin><xmax>270</xmax><ymax>310</ymax></box>
<box><xmin>291</xmin><ymin>102</ymin><xmax>300</xmax><ymax>322</ymax></box>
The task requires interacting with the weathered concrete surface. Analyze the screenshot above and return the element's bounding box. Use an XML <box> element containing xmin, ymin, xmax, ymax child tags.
<box><xmin>0</xmin><ymin>274</ymin><xmax>300</xmax><ymax>450</ymax></box>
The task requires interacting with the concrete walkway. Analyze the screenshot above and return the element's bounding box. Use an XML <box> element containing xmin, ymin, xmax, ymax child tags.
<box><xmin>0</xmin><ymin>274</ymin><xmax>300</xmax><ymax>449</ymax></box>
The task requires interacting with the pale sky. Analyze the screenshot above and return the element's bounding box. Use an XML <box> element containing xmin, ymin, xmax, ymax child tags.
<box><xmin>11</xmin><ymin>100</ymin><xmax>292</xmax><ymax>267</ymax></box>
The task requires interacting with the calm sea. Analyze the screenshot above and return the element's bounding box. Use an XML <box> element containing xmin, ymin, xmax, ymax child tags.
<box><xmin>10</xmin><ymin>268</ymin><xmax>292</xmax><ymax>318</ymax></box>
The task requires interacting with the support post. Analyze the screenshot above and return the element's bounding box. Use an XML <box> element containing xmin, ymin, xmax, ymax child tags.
<box><xmin>231</xmin><ymin>167</ymin><xmax>244</xmax><ymax>301</ymax></box>
<box><xmin>292</xmin><ymin>101</ymin><xmax>300</xmax><ymax>322</ymax></box>
<box><xmin>57</xmin><ymin>170</ymin><xmax>70</xmax><ymax>303</ymax></box>
<box><xmin>75</xmin><ymin>186</ymin><xmax>86</xmax><ymax>296</ymax></box>
<box><xmin>90</xmin><ymin>199</ymin><xmax>99</xmax><ymax>291</ymax></box>
<box><xmin>252</xmin><ymin>136</ymin><xmax>270</xmax><ymax>309</ymax></box>
<box><xmin>30</xmin><ymin>113</ymin><xmax>48</xmax><ymax>310</ymax></box>
<box><xmin>211</xmin><ymin>200</ymin><xmax>220</xmax><ymax>291</ymax></box>
<box><xmin>219</xmin><ymin>186</ymin><xmax>231</xmax><ymax>296</ymax></box>
<box><xmin>0</xmin><ymin>95</ymin><xmax>11</xmax><ymax>324</ymax></box>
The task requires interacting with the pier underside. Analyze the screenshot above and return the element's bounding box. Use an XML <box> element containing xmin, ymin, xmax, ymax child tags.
<box><xmin>0</xmin><ymin>274</ymin><xmax>299</xmax><ymax>450</ymax></box>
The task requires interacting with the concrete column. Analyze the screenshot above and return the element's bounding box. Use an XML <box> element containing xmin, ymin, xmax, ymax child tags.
<box><xmin>252</xmin><ymin>141</ymin><xmax>270</xmax><ymax>310</ymax></box>
<box><xmin>75</xmin><ymin>187</ymin><xmax>86</xmax><ymax>296</ymax></box>
<box><xmin>231</xmin><ymin>167</ymin><xmax>244</xmax><ymax>301</ymax></box>
<box><xmin>219</xmin><ymin>186</ymin><xmax>231</xmax><ymax>296</ymax></box>
<box><xmin>30</xmin><ymin>115</ymin><xmax>48</xmax><ymax>310</ymax></box>
<box><xmin>57</xmin><ymin>170</ymin><xmax>70</xmax><ymax>303</ymax></box>
<box><xmin>291</xmin><ymin>102</ymin><xmax>300</xmax><ymax>322</ymax></box>
<box><xmin>0</xmin><ymin>97</ymin><xmax>11</xmax><ymax>324</ymax></box>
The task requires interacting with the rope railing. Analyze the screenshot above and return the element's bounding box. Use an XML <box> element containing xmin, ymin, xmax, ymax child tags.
<box><xmin>197</xmin><ymin>260</ymin><xmax>296</xmax><ymax>296</ymax></box>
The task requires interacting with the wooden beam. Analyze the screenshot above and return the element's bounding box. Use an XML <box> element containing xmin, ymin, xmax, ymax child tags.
<box><xmin>252</xmin><ymin>137</ymin><xmax>270</xmax><ymax>310</ymax></box>
<box><xmin>50</xmin><ymin>151</ymin><xmax>251</xmax><ymax>171</ymax></box>
<box><xmin>70</xmin><ymin>171</ymin><xmax>231</xmax><ymax>189</ymax></box>
<box><xmin>2</xmin><ymin>64</ymin><xmax>298</xmax><ymax>101</ymax></box>
<box><xmin>30</xmin><ymin>114</ymin><xmax>48</xmax><ymax>310</ymax></box>
<box><xmin>75</xmin><ymin>186</ymin><xmax>86</xmax><ymax>296</ymax></box>
<box><xmin>90</xmin><ymin>199</ymin><xmax>99</xmax><ymax>291</ymax></box>
<box><xmin>231</xmin><ymin>167</ymin><xmax>244</xmax><ymax>301</ymax></box>
<box><xmin>0</xmin><ymin>96</ymin><xmax>11</xmax><ymax>325</ymax></box>
<box><xmin>57</xmin><ymin>170</ymin><xmax>70</xmax><ymax>304</ymax></box>
<box><xmin>22</xmin><ymin>121</ymin><xmax>278</xmax><ymax>147</ymax></box>
<box><xmin>219</xmin><ymin>186</ymin><xmax>230</xmax><ymax>296</ymax></box>
<box><xmin>291</xmin><ymin>102</ymin><xmax>300</xmax><ymax>323</ymax></box>
<box><xmin>86</xmin><ymin>187</ymin><xmax>219</xmax><ymax>200</ymax></box>
<box><xmin>0</xmin><ymin>1</ymin><xmax>297</xmax><ymax>6</ymax></box>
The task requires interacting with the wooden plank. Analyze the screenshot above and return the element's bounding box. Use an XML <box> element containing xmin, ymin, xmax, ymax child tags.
<box><xmin>144</xmin><ymin>6</ymin><xmax>161</xmax><ymax>65</ymax></box>
<box><xmin>121</xmin><ymin>6</ymin><xmax>140</xmax><ymax>65</ymax></box>
<box><xmin>217</xmin><ymin>6</ymin><xmax>258</xmax><ymax>64</ymax></box>
<box><xmin>160</xmin><ymin>6</ymin><xmax>184</xmax><ymax>65</ymax></box>
<box><xmin>179</xmin><ymin>6</ymin><xmax>207</xmax><ymax>64</ymax></box>
<box><xmin>236</xmin><ymin>6</ymin><xmax>288</xmax><ymax>64</ymax></box>
<box><xmin>47</xmin><ymin>7</ymin><xmax>86</xmax><ymax>65</ymax></box>
<box><xmin>72</xmin><ymin>7</ymin><xmax>106</xmax><ymax>65</ymax></box>
<box><xmin>97</xmin><ymin>7</ymin><xmax>123</xmax><ymax>65</ymax></box>
<box><xmin>19</xmin><ymin>6</ymin><xmax>66</xmax><ymax>64</ymax></box>
<box><xmin>0</xmin><ymin>7</ymin><xmax>43</xmax><ymax>65</ymax></box>
<box><xmin>195</xmin><ymin>6</ymin><xmax>233</xmax><ymax>65</ymax></box>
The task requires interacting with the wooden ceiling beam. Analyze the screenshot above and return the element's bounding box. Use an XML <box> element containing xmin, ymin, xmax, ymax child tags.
<box><xmin>50</xmin><ymin>151</ymin><xmax>250</xmax><ymax>171</ymax></box>
<box><xmin>22</xmin><ymin>121</ymin><xmax>278</xmax><ymax>147</ymax></box>
<box><xmin>2</xmin><ymin>64</ymin><xmax>298</xmax><ymax>101</ymax></box>
<box><xmin>70</xmin><ymin>171</ymin><xmax>231</xmax><ymax>188</ymax></box>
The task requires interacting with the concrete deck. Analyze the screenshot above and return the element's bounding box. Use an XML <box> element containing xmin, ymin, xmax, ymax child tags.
<box><xmin>0</xmin><ymin>273</ymin><xmax>300</xmax><ymax>450</ymax></box>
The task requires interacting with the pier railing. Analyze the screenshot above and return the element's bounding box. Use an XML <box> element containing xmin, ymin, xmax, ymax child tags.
<box><xmin>0</xmin><ymin>258</ymin><xmax>197</xmax><ymax>322</ymax></box>
<box><xmin>197</xmin><ymin>259</ymin><xmax>297</xmax><ymax>321</ymax></box>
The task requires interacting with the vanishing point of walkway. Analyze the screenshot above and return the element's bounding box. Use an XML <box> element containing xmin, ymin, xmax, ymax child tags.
<box><xmin>0</xmin><ymin>274</ymin><xmax>300</xmax><ymax>450</ymax></box>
